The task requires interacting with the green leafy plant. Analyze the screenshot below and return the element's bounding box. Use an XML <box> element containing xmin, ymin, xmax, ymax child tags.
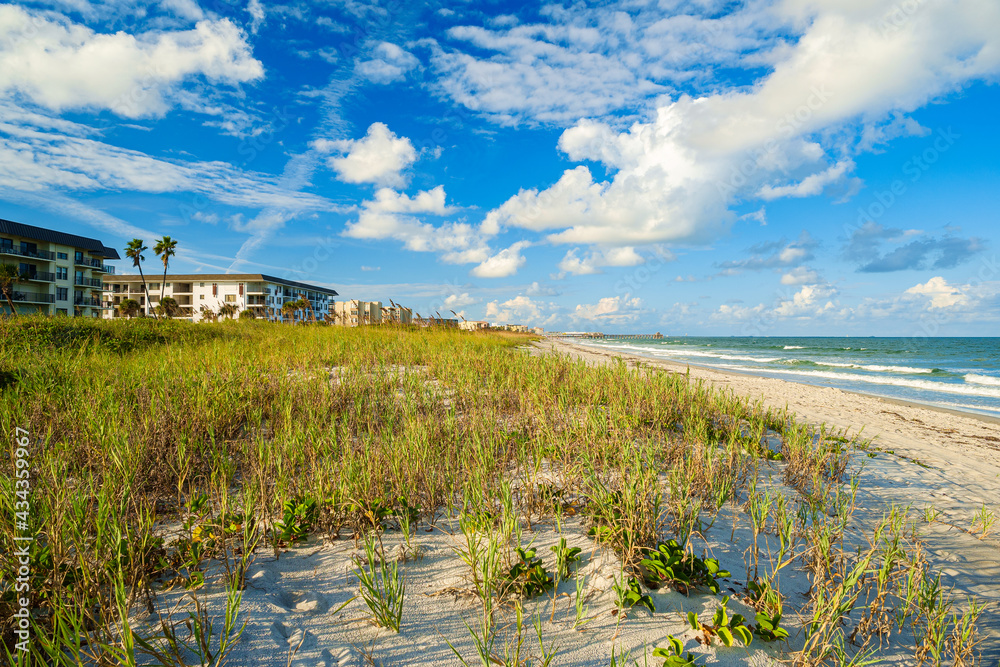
<box><xmin>688</xmin><ymin>596</ymin><xmax>753</xmax><ymax>647</ymax></box>
<box><xmin>639</xmin><ymin>539</ymin><xmax>730</xmax><ymax>594</ymax></box>
<box><xmin>550</xmin><ymin>537</ymin><xmax>582</xmax><ymax>579</ymax></box>
<box><xmin>653</xmin><ymin>635</ymin><xmax>701</xmax><ymax>666</ymax></box>
<box><xmin>506</xmin><ymin>547</ymin><xmax>554</xmax><ymax>598</ymax></box>
<box><xmin>612</xmin><ymin>576</ymin><xmax>655</xmax><ymax>615</ymax></box>
<box><xmin>276</xmin><ymin>495</ymin><xmax>318</xmax><ymax>544</ymax></box>
<box><xmin>752</xmin><ymin>610</ymin><xmax>789</xmax><ymax>642</ymax></box>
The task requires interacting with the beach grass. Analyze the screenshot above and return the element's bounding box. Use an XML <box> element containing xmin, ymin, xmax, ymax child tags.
<box><xmin>0</xmin><ymin>317</ymin><xmax>987</xmax><ymax>665</ymax></box>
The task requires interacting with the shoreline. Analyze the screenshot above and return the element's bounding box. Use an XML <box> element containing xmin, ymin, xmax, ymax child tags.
<box><xmin>555</xmin><ymin>336</ymin><xmax>1000</xmax><ymax>427</ymax></box>
<box><xmin>536</xmin><ymin>335</ymin><xmax>1000</xmax><ymax>656</ymax></box>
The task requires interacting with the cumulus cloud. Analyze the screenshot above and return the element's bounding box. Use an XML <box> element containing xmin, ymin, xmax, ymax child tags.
<box><xmin>471</xmin><ymin>241</ymin><xmax>530</xmax><ymax>278</ymax></box>
<box><xmin>0</xmin><ymin>6</ymin><xmax>262</xmax><ymax>117</ymax></box>
<box><xmin>904</xmin><ymin>277</ymin><xmax>970</xmax><ymax>309</ymax></box>
<box><xmin>479</xmin><ymin>0</ymin><xmax>1000</xmax><ymax>248</ymax></box>
<box><xmin>444</xmin><ymin>292</ymin><xmax>479</xmax><ymax>308</ymax></box>
<box><xmin>484</xmin><ymin>294</ymin><xmax>555</xmax><ymax>325</ymax></box>
<box><xmin>313</xmin><ymin>122</ymin><xmax>417</xmax><ymax>188</ymax></box>
<box><xmin>557</xmin><ymin>246</ymin><xmax>645</xmax><ymax>275</ymax></box>
<box><xmin>780</xmin><ymin>266</ymin><xmax>822</xmax><ymax>285</ymax></box>
<box><xmin>356</xmin><ymin>42</ymin><xmax>420</xmax><ymax>84</ymax></box>
<box><xmin>572</xmin><ymin>294</ymin><xmax>645</xmax><ymax>324</ymax></box>
<box><xmin>343</xmin><ymin>186</ymin><xmax>489</xmax><ymax>262</ymax></box>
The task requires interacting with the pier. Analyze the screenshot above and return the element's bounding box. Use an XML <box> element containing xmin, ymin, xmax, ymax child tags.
<box><xmin>559</xmin><ymin>332</ymin><xmax>663</xmax><ymax>340</ymax></box>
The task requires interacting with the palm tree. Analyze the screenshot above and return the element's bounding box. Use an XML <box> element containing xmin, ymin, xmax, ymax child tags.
<box><xmin>218</xmin><ymin>302</ymin><xmax>239</xmax><ymax>320</ymax></box>
<box><xmin>0</xmin><ymin>263</ymin><xmax>25</xmax><ymax>317</ymax></box>
<box><xmin>119</xmin><ymin>298</ymin><xmax>140</xmax><ymax>319</ymax></box>
<box><xmin>124</xmin><ymin>239</ymin><xmax>156</xmax><ymax>320</ymax></box>
<box><xmin>156</xmin><ymin>296</ymin><xmax>180</xmax><ymax>319</ymax></box>
<box><xmin>153</xmin><ymin>236</ymin><xmax>177</xmax><ymax>312</ymax></box>
<box><xmin>281</xmin><ymin>299</ymin><xmax>299</xmax><ymax>324</ymax></box>
<box><xmin>199</xmin><ymin>304</ymin><xmax>218</xmax><ymax>323</ymax></box>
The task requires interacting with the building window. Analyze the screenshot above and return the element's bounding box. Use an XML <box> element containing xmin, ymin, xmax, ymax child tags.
<box><xmin>149</xmin><ymin>282</ymin><xmax>159</xmax><ymax>290</ymax></box>
<box><xmin>56</xmin><ymin>267</ymin><xmax>68</xmax><ymax>280</ymax></box>
<box><xmin>56</xmin><ymin>252</ymin><xmax>67</xmax><ymax>259</ymax></box>
<box><xmin>56</xmin><ymin>288</ymin><xmax>68</xmax><ymax>301</ymax></box>
<box><xmin>225</xmin><ymin>294</ymin><xmax>236</xmax><ymax>302</ymax></box>
<box><xmin>74</xmin><ymin>251</ymin><xmax>83</xmax><ymax>262</ymax></box>
<box><xmin>200</xmin><ymin>282</ymin><xmax>205</xmax><ymax>287</ymax></box>
<box><xmin>199</xmin><ymin>294</ymin><xmax>205</xmax><ymax>300</ymax></box>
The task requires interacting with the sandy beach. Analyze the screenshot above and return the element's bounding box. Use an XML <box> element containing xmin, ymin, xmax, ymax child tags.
<box><xmin>538</xmin><ymin>337</ymin><xmax>1000</xmax><ymax>656</ymax></box>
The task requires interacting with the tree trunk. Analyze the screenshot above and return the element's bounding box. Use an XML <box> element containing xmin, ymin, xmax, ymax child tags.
<box><xmin>2</xmin><ymin>288</ymin><xmax>16</xmax><ymax>317</ymax></box>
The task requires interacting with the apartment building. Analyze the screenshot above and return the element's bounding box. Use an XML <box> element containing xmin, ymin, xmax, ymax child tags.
<box><xmin>0</xmin><ymin>218</ymin><xmax>119</xmax><ymax>317</ymax></box>
<box><xmin>329</xmin><ymin>300</ymin><xmax>383</xmax><ymax>326</ymax></box>
<box><xmin>383</xmin><ymin>304</ymin><xmax>413</xmax><ymax>325</ymax></box>
<box><xmin>103</xmin><ymin>274</ymin><xmax>338</xmax><ymax>323</ymax></box>
<box><xmin>459</xmin><ymin>320</ymin><xmax>489</xmax><ymax>331</ymax></box>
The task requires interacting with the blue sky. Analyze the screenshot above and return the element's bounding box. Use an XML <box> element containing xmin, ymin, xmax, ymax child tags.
<box><xmin>1</xmin><ymin>0</ymin><xmax>998</xmax><ymax>334</ymax></box>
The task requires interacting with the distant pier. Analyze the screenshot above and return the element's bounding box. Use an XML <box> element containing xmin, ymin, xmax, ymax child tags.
<box><xmin>560</xmin><ymin>332</ymin><xmax>663</xmax><ymax>340</ymax></box>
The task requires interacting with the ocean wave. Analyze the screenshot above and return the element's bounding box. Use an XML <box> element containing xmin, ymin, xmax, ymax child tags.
<box><xmin>783</xmin><ymin>345</ymin><xmax>805</xmax><ymax>350</ymax></box>
<box><xmin>725</xmin><ymin>367</ymin><xmax>1000</xmax><ymax>399</ymax></box>
<box><xmin>821</xmin><ymin>362</ymin><xmax>939</xmax><ymax>374</ymax></box>
<box><xmin>966</xmin><ymin>374</ymin><xmax>1000</xmax><ymax>387</ymax></box>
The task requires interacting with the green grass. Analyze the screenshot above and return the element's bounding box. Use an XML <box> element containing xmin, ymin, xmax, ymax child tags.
<box><xmin>0</xmin><ymin>317</ymin><xmax>986</xmax><ymax>666</ymax></box>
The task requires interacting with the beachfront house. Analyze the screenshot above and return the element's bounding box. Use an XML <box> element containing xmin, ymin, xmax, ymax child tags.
<box><xmin>0</xmin><ymin>218</ymin><xmax>119</xmax><ymax>318</ymax></box>
<box><xmin>103</xmin><ymin>274</ymin><xmax>338</xmax><ymax>322</ymax></box>
<box><xmin>384</xmin><ymin>304</ymin><xmax>413</xmax><ymax>325</ymax></box>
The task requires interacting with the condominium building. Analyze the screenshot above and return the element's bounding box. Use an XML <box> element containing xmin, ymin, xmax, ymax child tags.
<box><xmin>103</xmin><ymin>274</ymin><xmax>338</xmax><ymax>323</ymax></box>
<box><xmin>383</xmin><ymin>304</ymin><xmax>413</xmax><ymax>325</ymax></box>
<box><xmin>0</xmin><ymin>218</ymin><xmax>119</xmax><ymax>317</ymax></box>
<box><xmin>459</xmin><ymin>320</ymin><xmax>489</xmax><ymax>331</ymax></box>
<box><xmin>329</xmin><ymin>300</ymin><xmax>382</xmax><ymax>326</ymax></box>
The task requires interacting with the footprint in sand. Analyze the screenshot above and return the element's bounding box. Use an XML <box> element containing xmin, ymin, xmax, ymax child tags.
<box><xmin>270</xmin><ymin>620</ymin><xmax>317</xmax><ymax>652</ymax></box>
<box><xmin>272</xmin><ymin>590</ymin><xmax>332</xmax><ymax>616</ymax></box>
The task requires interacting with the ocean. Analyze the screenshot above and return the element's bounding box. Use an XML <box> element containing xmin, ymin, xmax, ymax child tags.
<box><xmin>574</xmin><ymin>336</ymin><xmax>1000</xmax><ymax>419</ymax></box>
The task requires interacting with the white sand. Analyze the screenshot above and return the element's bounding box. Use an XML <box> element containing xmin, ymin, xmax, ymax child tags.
<box><xmin>131</xmin><ymin>338</ymin><xmax>1000</xmax><ymax>666</ymax></box>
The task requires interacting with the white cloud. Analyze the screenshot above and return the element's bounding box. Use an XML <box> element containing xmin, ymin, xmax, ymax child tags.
<box><xmin>904</xmin><ymin>277</ymin><xmax>970</xmax><ymax>309</ymax></box>
<box><xmin>557</xmin><ymin>246</ymin><xmax>645</xmax><ymax>275</ymax></box>
<box><xmin>342</xmin><ymin>186</ymin><xmax>484</xmax><ymax>260</ymax></box>
<box><xmin>757</xmin><ymin>160</ymin><xmax>854</xmax><ymax>200</ymax></box>
<box><xmin>444</xmin><ymin>292</ymin><xmax>478</xmax><ymax>308</ymax></box>
<box><xmin>780</xmin><ymin>266</ymin><xmax>821</xmax><ymax>285</ymax></box>
<box><xmin>356</xmin><ymin>42</ymin><xmax>420</xmax><ymax>84</ymax></box>
<box><xmin>246</xmin><ymin>0</ymin><xmax>266</xmax><ymax>33</ymax></box>
<box><xmin>313</xmin><ymin>122</ymin><xmax>417</xmax><ymax>188</ymax></box>
<box><xmin>471</xmin><ymin>241</ymin><xmax>530</xmax><ymax>278</ymax></box>
<box><xmin>773</xmin><ymin>284</ymin><xmax>838</xmax><ymax>318</ymax></box>
<box><xmin>0</xmin><ymin>7</ymin><xmax>262</xmax><ymax>117</ymax></box>
<box><xmin>480</xmin><ymin>0</ymin><xmax>1000</xmax><ymax>247</ymax></box>
<box><xmin>572</xmin><ymin>294</ymin><xmax>645</xmax><ymax>324</ymax></box>
<box><xmin>484</xmin><ymin>294</ymin><xmax>555</xmax><ymax>325</ymax></box>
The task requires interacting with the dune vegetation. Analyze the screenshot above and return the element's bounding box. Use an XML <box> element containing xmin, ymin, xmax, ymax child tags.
<box><xmin>0</xmin><ymin>318</ymin><xmax>987</xmax><ymax>666</ymax></box>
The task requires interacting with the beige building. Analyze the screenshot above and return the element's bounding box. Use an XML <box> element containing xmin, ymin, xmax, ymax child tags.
<box><xmin>0</xmin><ymin>218</ymin><xmax>119</xmax><ymax>318</ymax></box>
<box><xmin>459</xmin><ymin>320</ymin><xmax>489</xmax><ymax>331</ymax></box>
<box><xmin>383</xmin><ymin>304</ymin><xmax>413</xmax><ymax>325</ymax></box>
<box><xmin>104</xmin><ymin>274</ymin><xmax>338</xmax><ymax>322</ymax></box>
<box><xmin>329</xmin><ymin>300</ymin><xmax>382</xmax><ymax>326</ymax></box>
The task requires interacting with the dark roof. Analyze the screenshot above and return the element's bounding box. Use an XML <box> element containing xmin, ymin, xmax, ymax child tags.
<box><xmin>0</xmin><ymin>218</ymin><xmax>121</xmax><ymax>260</ymax></box>
<box><xmin>106</xmin><ymin>273</ymin><xmax>339</xmax><ymax>297</ymax></box>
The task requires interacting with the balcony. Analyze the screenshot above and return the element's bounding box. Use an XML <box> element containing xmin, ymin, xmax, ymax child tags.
<box><xmin>75</xmin><ymin>256</ymin><xmax>113</xmax><ymax>272</ymax></box>
<box><xmin>74</xmin><ymin>277</ymin><xmax>104</xmax><ymax>288</ymax></box>
<box><xmin>25</xmin><ymin>271</ymin><xmax>56</xmax><ymax>283</ymax></box>
<box><xmin>0</xmin><ymin>246</ymin><xmax>55</xmax><ymax>261</ymax></box>
<box><xmin>73</xmin><ymin>296</ymin><xmax>102</xmax><ymax>307</ymax></box>
<box><xmin>13</xmin><ymin>291</ymin><xmax>55</xmax><ymax>304</ymax></box>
